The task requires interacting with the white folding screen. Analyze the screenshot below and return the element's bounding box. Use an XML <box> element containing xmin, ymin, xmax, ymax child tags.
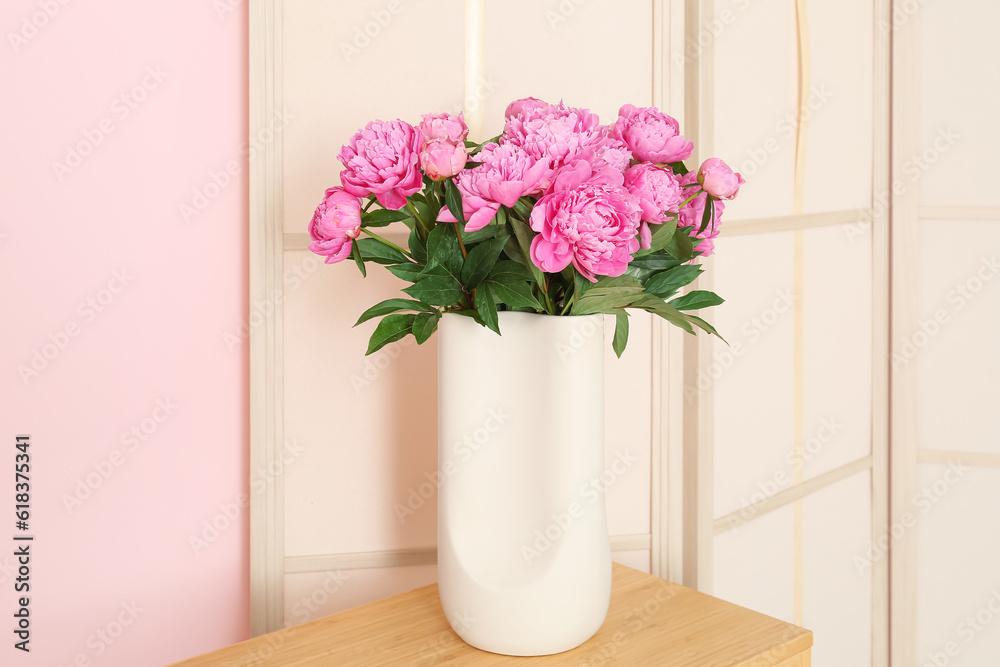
<box><xmin>892</xmin><ymin>2</ymin><xmax>1000</xmax><ymax>665</ymax></box>
<box><xmin>250</xmin><ymin>0</ymin><xmax>686</xmax><ymax>635</ymax></box>
<box><xmin>698</xmin><ymin>1</ymin><xmax>890</xmax><ymax>666</ymax></box>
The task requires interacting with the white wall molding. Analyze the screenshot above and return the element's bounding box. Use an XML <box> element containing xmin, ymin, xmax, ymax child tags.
<box><xmin>920</xmin><ymin>205</ymin><xmax>1000</xmax><ymax>221</ymax></box>
<box><xmin>890</xmin><ymin>3</ymin><xmax>922</xmax><ymax>663</ymax></box>
<box><xmin>918</xmin><ymin>449</ymin><xmax>1000</xmax><ymax>469</ymax></box>
<box><xmin>680</xmin><ymin>0</ymin><xmax>715</xmax><ymax>595</ymax></box>
<box><xmin>722</xmin><ymin>209</ymin><xmax>873</xmax><ymax>237</ymax></box>
<box><xmin>249</xmin><ymin>0</ymin><xmax>286</xmax><ymax>637</ymax></box>
<box><xmin>284</xmin><ymin>534</ymin><xmax>654</xmax><ymax>575</ymax></box>
<box><xmin>870</xmin><ymin>2</ymin><xmax>892</xmax><ymax>664</ymax></box>
<box><xmin>712</xmin><ymin>456</ymin><xmax>874</xmax><ymax>536</ymax></box>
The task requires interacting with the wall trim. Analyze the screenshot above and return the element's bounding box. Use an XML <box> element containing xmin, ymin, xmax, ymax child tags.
<box><xmin>918</xmin><ymin>449</ymin><xmax>1000</xmax><ymax>469</ymax></box>
<box><xmin>919</xmin><ymin>205</ymin><xmax>1000</xmax><ymax>221</ymax></box>
<box><xmin>712</xmin><ymin>456</ymin><xmax>873</xmax><ymax>536</ymax></box>
<box><xmin>723</xmin><ymin>209</ymin><xmax>873</xmax><ymax>236</ymax></box>
<box><xmin>284</xmin><ymin>534</ymin><xmax>654</xmax><ymax>575</ymax></box>
<box><xmin>870</xmin><ymin>1</ymin><xmax>892</xmax><ymax>664</ymax></box>
<box><xmin>681</xmin><ymin>0</ymin><xmax>715</xmax><ymax>595</ymax></box>
<box><xmin>890</xmin><ymin>2</ymin><xmax>922</xmax><ymax>664</ymax></box>
<box><xmin>249</xmin><ymin>0</ymin><xmax>286</xmax><ymax>636</ymax></box>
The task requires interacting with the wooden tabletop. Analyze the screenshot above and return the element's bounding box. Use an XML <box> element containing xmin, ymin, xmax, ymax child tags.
<box><xmin>170</xmin><ymin>563</ymin><xmax>812</xmax><ymax>666</ymax></box>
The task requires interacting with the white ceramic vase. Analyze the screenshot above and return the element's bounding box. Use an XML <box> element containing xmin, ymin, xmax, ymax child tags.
<box><xmin>437</xmin><ymin>311</ymin><xmax>612</xmax><ymax>656</ymax></box>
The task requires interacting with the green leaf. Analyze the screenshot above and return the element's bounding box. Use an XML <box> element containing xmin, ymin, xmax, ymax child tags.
<box><xmin>513</xmin><ymin>196</ymin><xmax>534</xmax><ymax>220</ymax></box>
<box><xmin>668</xmin><ymin>161</ymin><xmax>689</xmax><ymax>176</ymax></box>
<box><xmin>461</xmin><ymin>236</ymin><xmax>508</xmax><ymax>288</ymax></box>
<box><xmin>402</xmin><ymin>275</ymin><xmax>465</xmax><ymax>306</ymax></box>
<box><xmin>411</xmin><ymin>310</ymin><xmax>442</xmax><ymax>344</ymax></box>
<box><xmin>408</xmin><ymin>225</ymin><xmax>427</xmax><ymax>264</ymax></box>
<box><xmin>366</xmin><ymin>314</ymin><xmax>415</xmax><ymax>355</ymax></box>
<box><xmin>484</xmin><ymin>261</ymin><xmax>542</xmax><ymax>309</ymax></box>
<box><xmin>613</xmin><ymin>311</ymin><xmax>630</xmax><ymax>358</ymax></box>
<box><xmin>485</xmin><ymin>278</ymin><xmax>541</xmax><ymax>309</ymax></box>
<box><xmin>460</xmin><ymin>222</ymin><xmax>498</xmax><ymax>244</ymax></box>
<box><xmin>573</xmin><ymin>276</ymin><xmax>646</xmax><ymax>315</ymax></box>
<box><xmin>425</xmin><ymin>224</ymin><xmax>464</xmax><ymax>278</ymax></box>
<box><xmin>350</xmin><ymin>241</ymin><xmax>366</xmax><ymax>278</ymax></box>
<box><xmin>665</xmin><ymin>225</ymin><xmax>695</xmax><ymax>262</ymax></box>
<box><xmin>625</xmin><ymin>252</ymin><xmax>682</xmax><ymax>284</ymax></box>
<box><xmin>644</xmin><ymin>265</ymin><xmax>703</xmax><ymax>299</ymax></box>
<box><xmin>642</xmin><ymin>218</ymin><xmax>679</xmax><ymax>255</ymax></box>
<box><xmin>444</xmin><ymin>178</ymin><xmax>465</xmax><ymax>224</ymax></box>
<box><xmin>357</xmin><ymin>238</ymin><xmax>409</xmax><ymax>265</ymax></box>
<box><xmin>631</xmin><ymin>296</ymin><xmax>694</xmax><ymax>334</ymax></box>
<box><xmin>698</xmin><ymin>194</ymin><xmax>715</xmax><ymax>235</ymax></box>
<box><xmin>685</xmin><ymin>313</ymin><xmax>727</xmax><ymax>343</ymax></box>
<box><xmin>669</xmin><ymin>290</ymin><xmax>725</xmax><ymax>311</ymax></box>
<box><xmin>475</xmin><ymin>285</ymin><xmax>500</xmax><ymax>334</ymax></box>
<box><xmin>411</xmin><ymin>199</ymin><xmax>432</xmax><ymax>231</ymax></box>
<box><xmin>449</xmin><ymin>308</ymin><xmax>484</xmax><ymax>324</ymax></box>
<box><xmin>385</xmin><ymin>263</ymin><xmax>424</xmax><ymax>282</ymax></box>
<box><xmin>507</xmin><ymin>215</ymin><xmax>545</xmax><ymax>287</ymax></box>
<box><xmin>355</xmin><ymin>298</ymin><xmax>435</xmax><ymax>326</ymax></box>
<box><xmin>363</xmin><ymin>208</ymin><xmax>412</xmax><ymax>227</ymax></box>
<box><xmin>489</xmin><ymin>260</ymin><xmax>535</xmax><ymax>283</ymax></box>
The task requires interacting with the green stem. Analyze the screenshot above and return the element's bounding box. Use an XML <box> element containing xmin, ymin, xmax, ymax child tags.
<box><xmin>360</xmin><ymin>229</ymin><xmax>413</xmax><ymax>260</ymax></box>
<box><xmin>559</xmin><ymin>289</ymin><xmax>576</xmax><ymax>316</ymax></box>
<box><xmin>539</xmin><ymin>276</ymin><xmax>557</xmax><ymax>315</ymax></box>
<box><xmin>679</xmin><ymin>188</ymin><xmax>703</xmax><ymax>209</ymax></box>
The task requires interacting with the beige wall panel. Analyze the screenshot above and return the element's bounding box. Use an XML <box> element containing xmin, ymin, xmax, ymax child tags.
<box><xmin>711</xmin><ymin>232</ymin><xmax>797</xmax><ymax>519</ymax></box>
<box><xmin>800</xmin><ymin>0</ymin><xmax>874</xmax><ymax>215</ymax></box>
<box><xmin>613</xmin><ymin>549</ymin><xmax>651</xmax><ymax>574</ymax></box>
<box><xmin>283</xmin><ymin>250</ymin><xmax>438</xmax><ymax>556</ymax></box>
<box><xmin>917</xmin><ymin>220</ymin><xmax>1000</xmax><ymax>454</ymax></box>
<box><xmin>714</xmin><ymin>503</ymin><xmax>795</xmax><ymax>623</ymax></box>
<box><xmin>802</xmin><ymin>225</ymin><xmax>872</xmax><ymax>480</ymax></box>
<box><xmin>803</xmin><ymin>471</ymin><xmax>873</xmax><ymax>667</ymax></box>
<box><xmin>713</xmin><ymin>0</ymin><xmax>797</xmax><ymax>220</ymax></box>
<box><xmin>282</xmin><ymin>0</ymin><xmax>466</xmax><ymax>233</ymax></box>
<box><xmin>916</xmin><ymin>465</ymin><xmax>1000</xmax><ymax>664</ymax></box>
<box><xmin>918</xmin><ymin>2</ymin><xmax>1000</xmax><ymax>207</ymax></box>
<box><xmin>604</xmin><ymin>313</ymin><xmax>653</xmax><ymax>537</ymax></box>
<box><xmin>283</xmin><ymin>565</ymin><xmax>438</xmax><ymax>622</ymax></box>
<box><xmin>481</xmin><ymin>0</ymin><xmax>654</xmax><ymax>139</ymax></box>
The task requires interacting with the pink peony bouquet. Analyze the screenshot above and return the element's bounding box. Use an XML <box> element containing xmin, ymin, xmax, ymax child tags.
<box><xmin>308</xmin><ymin>98</ymin><xmax>743</xmax><ymax>356</ymax></box>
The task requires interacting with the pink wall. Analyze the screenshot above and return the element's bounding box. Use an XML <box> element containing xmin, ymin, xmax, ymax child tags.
<box><xmin>1</xmin><ymin>1</ymin><xmax>249</xmax><ymax>664</ymax></box>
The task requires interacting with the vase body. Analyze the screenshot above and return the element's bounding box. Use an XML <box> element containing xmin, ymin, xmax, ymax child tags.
<box><xmin>437</xmin><ymin>311</ymin><xmax>612</xmax><ymax>656</ymax></box>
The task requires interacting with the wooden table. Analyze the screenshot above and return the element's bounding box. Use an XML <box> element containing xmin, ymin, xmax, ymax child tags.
<box><xmin>170</xmin><ymin>564</ymin><xmax>812</xmax><ymax>666</ymax></box>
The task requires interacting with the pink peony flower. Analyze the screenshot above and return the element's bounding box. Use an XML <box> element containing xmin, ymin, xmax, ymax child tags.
<box><xmin>504</xmin><ymin>96</ymin><xmax>550</xmax><ymax>119</ymax></box>
<box><xmin>338</xmin><ymin>119</ymin><xmax>424</xmax><ymax>210</ymax></box>
<box><xmin>503</xmin><ymin>102</ymin><xmax>631</xmax><ymax>185</ymax></box>
<box><xmin>420</xmin><ymin>138</ymin><xmax>468</xmax><ymax>181</ymax></box>
<box><xmin>623</xmin><ymin>163</ymin><xmax>684</xmax><ymax>249</ymax></box>
<box><xmin>697</xmin><ymin>157</ymin><xmax>745</xmax><ymax>200</ymax></box>
<box><xmin>308</xmin><ymin>187</ymin><xmax>363</xmax><ymax>264</ymax></box>
<box><xmin>437</xmin><ymin>142</ymin><xmax>550</xmax><ymax>231</ymax></box>
<box><xmin>612</xmin><ymin>104</ymin><xmax>693</xmax><ymax>164</ymax></box>
<box><xmin>591</xmin><ymin>139</ymin><xmax>633</xmax><ymax>173</ymax></box>
<box><xmin>418</xmin><ymin>112</ymin><xmax>469</xmax><ymax>144</ymax></box>
<box><xmin>528</xmin><ymin>165</ymin><xmax>642</xmax><ymax>282</ymax></box>
<box><xmin>677</xmin><ymin>172</ymin><xmax>724</xmax><ymax>257</ymax></box>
